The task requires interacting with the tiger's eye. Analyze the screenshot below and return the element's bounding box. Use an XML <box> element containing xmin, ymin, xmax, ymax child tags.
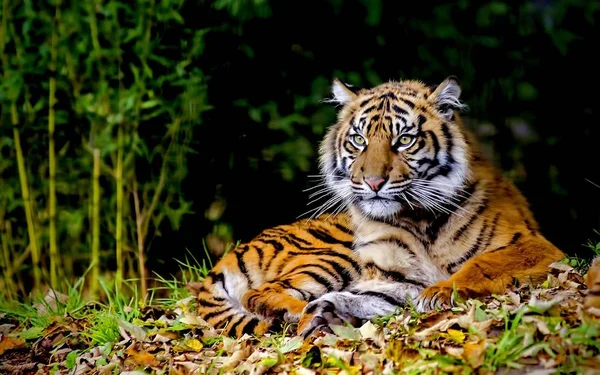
<box><xmin>352</xmin><ymin>134</ymin><xmax>366</xmax><ymax>145</ymax></box>
<box><xmin>399</xmin><ymin>135</ymin><xmax>414</xmax><ymax>145</ymax></box>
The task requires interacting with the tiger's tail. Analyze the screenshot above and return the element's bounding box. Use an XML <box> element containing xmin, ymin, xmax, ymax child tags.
<box><xmin>189</xmin><ymin>270</ymin><xmax>272</xmax><ymax>338</ymax></box>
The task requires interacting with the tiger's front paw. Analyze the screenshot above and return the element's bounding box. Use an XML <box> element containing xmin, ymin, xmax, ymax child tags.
<box><xmin>297</xmin><ymin>300</ymin><xmax>363</xmax><ymax>338</ymax></box>
<box><xmin>415</xmin><ymin>281</ymin><xmax>472</xmax><ymax>312</ymax></box>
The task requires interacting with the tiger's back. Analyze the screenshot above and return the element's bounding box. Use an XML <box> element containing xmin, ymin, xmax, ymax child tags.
<box><xmin>193</xmin><ymin>213</ymin><xmax>360</xmax><ymax>337</ymax></box>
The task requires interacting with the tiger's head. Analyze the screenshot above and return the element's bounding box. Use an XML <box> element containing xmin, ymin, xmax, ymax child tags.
<box><xmin>319</xmin><ymin>77</ymin><xmax>471</xmax><ymax>219</ymax></box>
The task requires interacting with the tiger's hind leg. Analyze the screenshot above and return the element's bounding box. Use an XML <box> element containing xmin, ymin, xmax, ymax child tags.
<box><xmin>417</xmin><ymin>235</ymin><xmax>565</xmax><ymax>311</ymax></box>
<box><xmin>241</xmin><ymin>280</ymin><xmax>309</xmax><ymax>325</ymax></box>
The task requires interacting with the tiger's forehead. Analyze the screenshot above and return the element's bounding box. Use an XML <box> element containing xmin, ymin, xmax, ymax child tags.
<box><xmin>348</xmin><ymin>80</ymin><xmax>433</xmax><ymax>137</ymax></box>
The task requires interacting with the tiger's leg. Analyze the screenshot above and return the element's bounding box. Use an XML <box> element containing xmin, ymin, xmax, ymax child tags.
<box><xmin>243</xmin><ymin>250</ymin><xmax>362</xmax><ymax>326</ymax></box>
<box><xmin>241</xmin><ymin>280</ymin><xmax>309</xmax><ymax>324</ymax></box>
<box><xmin>297</xmin><ymin>279</ymin><xmax>424</xmax><ymax>337</ymax></box>
<box><xmin>416</xmin><ymin>236</ymin><xmax>565</xmax><ymax>311</ymax></box>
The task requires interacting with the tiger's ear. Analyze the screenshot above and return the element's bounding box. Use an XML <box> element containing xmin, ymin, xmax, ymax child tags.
<box><xmin>330</xmin><ymin>78</ymin><xmax>358</xmax><ymax>105</ymax></box>
<box><xmin>429</xmin><ymin>76</ymin><xmax>467</xmax><ymax>120</ymax></box>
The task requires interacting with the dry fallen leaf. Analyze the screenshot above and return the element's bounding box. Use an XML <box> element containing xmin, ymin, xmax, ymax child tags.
<box><xmin>0</xmin><ymin>335</ymin><xmax>25</xmax><ymax>355</ymax></box>
<box><xmin>124</xmin><ymin>345</ymin><xmax>161</xmax><ymax>367</ymax></box>
<box><xmin>462</xmin><ymin>340</ymin><xmax>486</xmax><ymax>368</ymax></box>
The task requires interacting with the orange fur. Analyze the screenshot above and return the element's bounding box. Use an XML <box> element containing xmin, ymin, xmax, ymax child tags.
<box><xmin>584</xmin><ymin>257</ymin><xmax>600</xmax><ymax>310</ymax></box>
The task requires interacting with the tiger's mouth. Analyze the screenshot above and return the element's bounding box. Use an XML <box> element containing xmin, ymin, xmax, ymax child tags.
<box><xmin>355</xmin><ymin>195</ymin><xmax>404</xmax><ymax>218</ymax></box>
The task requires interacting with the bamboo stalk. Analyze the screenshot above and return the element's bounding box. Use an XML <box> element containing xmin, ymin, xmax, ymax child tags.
<box><xmin>111</xmin><ymin>1</ymin><xmax>125</xmax><ymax>292</ymax></box>
<box><xmin>0</xmin><ymin>2</ymin><xmax>13</xmax><ymax>296</ymax></box>
<box><xmin>131</xmin><ymin>0</ymin><xmax>155</xmax><ymax>298</ymax></box>
<box><xmin>132</xmin><ymin>181</ymin><xmax>146</xmax><ymax>296</ymax></box>
<box><xmin>47</xmin><ymin>0</ymin><xmax>61</xmax><ymax>289</ymax></box>
<box><xmin>115</xmin><ymin>121</ymin><xmax>124</xmax><ymax>290</ymax></box>
<box><xmin>2</xmin><ymin>0</ymin><xmax>41</xmax><ymax>292</ymax></box>
<box><xmin>12</xmin><ymin>109</ymin><xmax>41</xmax><ymax>290</ymax></box>
<box><xmin>91</xmin><ymin>148</ymin><xmax>101</xmax><ymax>296</ymax></box>
<box><xmin>0</xmin><ymin>213</ymin><xmax>15</xmax><ymax>298</ymax></box>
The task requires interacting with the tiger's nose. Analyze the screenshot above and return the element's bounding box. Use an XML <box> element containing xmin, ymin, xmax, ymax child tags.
<box><xmin>364</xmin><ymin>176</ymin><xmax>387</xmax><ymax>192</ymax></box>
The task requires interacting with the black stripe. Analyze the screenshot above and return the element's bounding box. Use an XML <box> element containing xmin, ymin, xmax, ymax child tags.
<box><xmin>452</xmin><ymin>199</ymin><xmax>489</xmax><ymax>242</ymax></box>
<box><xmin>277</xmin><ymin>280</ymin><xmax>312</xmax><ymax>300</ymax></box>
<box><xmin>266</xmin><ymin>233</ymin><xmax>321</xmax><ymax>250</ymax></box>
<box><xmin>197</xmin><ymin>298</ymin><xmax>225</xmax><ymax>308</ymax></box>
<box><xmin>363</xmin><ymin>105</ymin><xmax>377</xmax><ymax>113</ymax></box>
<box><xmin>481</xmin><ymin>213</ymin><xmax>501</xmax><ymax>250</ymax></box>
<box><xmin>358</xmin><ymin>238</ymin><xmax>414</xmax><ymax>255</ymax></box>
<box><xmin>203</xmin><ymin>307</ymin><xmax>232</xmax><ymax>321</ymax></box>
<box><xmin>425</xmin><ymin>184</ymin><xmax>478</xmax><ymax>241</ymax></box>
<box><xmin>364</xmin><ymin>262</ymin><xmax>426</xmax><ymax>287</ymax></box>
<box><xmin>380</xmin><ymin>92</ymin><xmax>398</xmax><ymax>100</ymax></box>
<box><xmin>210</xmin><ymin>312</ymin><xmax>235</xmax><ymax>328</ymax></box>
<box><xmin>320</xmin><ymin>258</ymin><xmax>355</xmax><ymax>288</ymax></box>
<box><xmin>446</xmin><ymin>220</ymin><xmax>489</xmax><ymax>272</ymax></box>
<box><xmin>392</xmin><ymin>105</ymin><xmax>408</xmax><ymax>116</ymax></box>
<box><xmin>285</xmin><ymin>232</ymin><xmax>312</xmax><ymax>245</ymax></box>
<box><xmin>288</xmin><ymin>263</ymin><xmax>341</xmax><ymax>285</ymax></box>
<box><xmin>509</xmin><ymin>232</ymin><xmax>522</xmax><ymax>245</ymax></box>
<box><xmin>440</xmin><ymin>122</ymin><xmax>454</xmax><ymax>152</ymax></box>
<box><xmin>426</xmin><ymin>130</ymin><xmax>440</xmax><ymax>156</ymax></box>
<box><xmin>225</xmin><ymin>314</ymin><xmax>245</xmax><ymax>336</ymax></box>
<box><xmin>260</xmin><ymin>239</ymin><xmax>284</xmax><ymax>251</ymax></box>
<box><xmin>589</xmin><ymin>290</ymin><xmax>600</xmax><ymax>296</ymax></box>
<box><xmin>212</xmin><ymin>272</ymin><xmax>225</xmax><ymax>285</ymax></box>
<box><xmin>334</xmin><ymin>223</ymin><xmax>353</xmax><ymax>235</ymax></box>
<box><xmin>401</xmin><ymin>98</ymin><xmax>415</xmax><ymax>109</ymax></box>
<box><xmin>241</xmin><ymin>317</ymin><xmax>260</xmax><ymax>336</ymax></box>
<box><xmin>359</xmin><ymin>98</ymin><xmax>372</xmax><ymax>107</ymax></box>
<box><xmin>255</xmin><ymin>246</ymin><xmax>264</xmax><ymax>268</ymax></box>
<box><xmin>358</xmin><ymin>291</ymin><xmax>404</xmax><ymax>306</ymax></box>
<box><xmin>307</xmin><ymin>228</ymin><xmax>353</xmax><ymax>248</ymax></box>
<box><xmin>305</xmin><ymin>300</ymin><xmax>333</xmax><ymax>314</ymax></box>
<box><xmin>235</xmin><ymin>251</ymin><xmax>251</xmax><ymax>284</ymax></box>
<box><xmin>303</xmin><ymin>271</ymin><xmax>335</xmax><ymax>292</ymax></box>
<box><xmin>517</xmin><ymin>207</ymin><xmax>536</xmax><ymax>234</ymax></box>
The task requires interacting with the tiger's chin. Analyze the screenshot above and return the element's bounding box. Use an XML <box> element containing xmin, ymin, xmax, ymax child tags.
<box><xmin>356</xmin><ymin>199</ymin><xmax>403</xmax><ymax>219</ymax></box>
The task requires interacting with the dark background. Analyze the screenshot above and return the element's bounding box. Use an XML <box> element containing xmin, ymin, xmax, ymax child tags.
<box><xmin>153</xmin><ymin>0</ymin><xmax>600</xmax><ymax>274</ymax></box>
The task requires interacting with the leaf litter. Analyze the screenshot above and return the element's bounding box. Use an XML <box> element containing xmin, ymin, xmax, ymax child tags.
<box><xmin>0</xmin><ymin>261</ymin><xmax>599</xmax><ymax>374</ymax></box>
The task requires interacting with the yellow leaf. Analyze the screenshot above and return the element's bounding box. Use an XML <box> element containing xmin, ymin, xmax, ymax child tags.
<box><xmin>173</xmin><ymin>338</ymin><xmax>203</xmax><ymax>352</ymax></box>
<box><xmin>184</xmin><ymin>338</ymin><xmax>203</xmax><ymax>351</ymax></box>
<box><xmin>446</xmin><ymin>328</ymin><xmax>465</xmax><ymax>343</ymax></box>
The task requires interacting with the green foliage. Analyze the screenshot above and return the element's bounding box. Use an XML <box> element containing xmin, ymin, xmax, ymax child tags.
<box><xmin>0</xmin><ymin>0</ymin><xmax>207</xmax><ymax>297</ymax></box>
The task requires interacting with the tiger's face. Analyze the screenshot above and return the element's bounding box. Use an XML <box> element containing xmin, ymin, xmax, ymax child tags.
<box><xmin>319</xmin><ymin>78</ymin><xmax>471</xmax><ymax>219</ymax></box>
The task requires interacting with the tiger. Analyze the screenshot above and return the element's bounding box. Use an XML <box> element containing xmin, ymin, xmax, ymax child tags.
<box><xmin>192</xmin><ymin>76</ymin><xmax>565</xmax><ymax>338</ymax></box>
<box><xmin>584</xmin><ymin>257</ymin><xmax>600</xmax><ymax>310</ymax></box>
